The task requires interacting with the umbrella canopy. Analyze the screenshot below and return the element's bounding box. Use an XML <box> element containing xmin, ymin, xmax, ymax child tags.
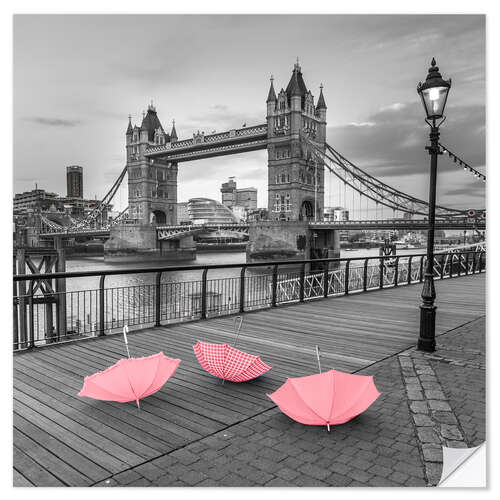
<box><xmin>267</xmin><ymin>369</ymin><xmax>380</xmax><ymax>429</ymax></box>
<box><xmin>78</xmin><ymin>352</ymin><xmax>180</xmax><ymax>408</ymax></box>
<box><xmin>193</xmin><ymin>341</ymin><xmax>272</xmax><ymax>382</ymax></box>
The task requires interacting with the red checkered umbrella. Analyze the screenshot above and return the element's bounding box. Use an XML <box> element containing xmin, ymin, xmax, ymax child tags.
<box><xmin>193</xmin><ymin>317</ymin><xmax>272</xmax><ymax>382</ymax></box>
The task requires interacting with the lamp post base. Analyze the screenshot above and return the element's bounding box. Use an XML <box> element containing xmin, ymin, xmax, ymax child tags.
<box><xmin>418</xmin><ymin>304</ymin><xmax>437</xmax><ymax>352</ymax></box>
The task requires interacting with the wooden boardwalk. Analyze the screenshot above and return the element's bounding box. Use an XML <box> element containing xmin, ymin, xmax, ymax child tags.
<box><xmin>13</xmin><ymin>274</ymin><xmax>485</xmax><ymax>486</ymax></box>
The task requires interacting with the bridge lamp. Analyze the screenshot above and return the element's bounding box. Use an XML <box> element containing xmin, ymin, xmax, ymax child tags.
<box><xmin>417</xmin><ymin>58</ymin><xmax>451</xmax><ymax>121</ymax></box>
<box><xmin>416</xmin><ymin>58</ymin><xmax>451</xmax><ymax>354</ymax></box>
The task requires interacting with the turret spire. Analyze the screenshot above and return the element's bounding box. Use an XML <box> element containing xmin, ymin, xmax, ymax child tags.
<box><xmin>126</xmin><ymin>114</ymin><xmax>133</xmax><ymax>135</ymax></box>
<box><xmin>286</xmin><ymin>60</ymin><xmax>308</xmax><ymax>98</ymax></box>
<box><xmin>267</xmin><ymin>75</ymin><xmax>277</xmax><ymax>102</ymax></box>
<box><xmin>316</xmin><ymin>84</ymin><xmax>327</xmax><ymax>110</ymax></box>
<box><xmin>170</xmin><ymin>119</ymin><xmax>178</xmax><ymax>141</ymax></box>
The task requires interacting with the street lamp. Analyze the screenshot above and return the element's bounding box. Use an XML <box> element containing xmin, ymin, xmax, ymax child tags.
<box><xmin>416</xmin><ymin>58</ymin><xmax>451</xmax><ymax>352</ymax></box>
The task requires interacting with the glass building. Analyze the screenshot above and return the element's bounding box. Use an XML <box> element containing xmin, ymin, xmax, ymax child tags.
<box><xmin>187</xmin><ymin>198</ymin><xmax>239</xmax><ymax>225</ymax></box>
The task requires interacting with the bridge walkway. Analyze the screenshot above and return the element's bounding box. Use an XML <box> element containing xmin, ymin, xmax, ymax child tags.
<box><xmin>13</xmin><ymin>273</ymin><xmax>485</xmax><ymax>486</ymax></box>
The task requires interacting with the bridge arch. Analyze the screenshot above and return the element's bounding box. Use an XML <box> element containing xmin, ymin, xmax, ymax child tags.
<box><xmin>299</xmin><ymin>200</ymin><xmax>315</xmax><ymax>221</ymax></box>
<box><xmin>151</xmin><ymin>210</ymin><xmax>167</xmax><ymax>225</ymax></box>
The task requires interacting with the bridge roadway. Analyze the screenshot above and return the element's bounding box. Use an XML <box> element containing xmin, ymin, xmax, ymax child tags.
<box><xmin>39</xmin><ymin>217</ymin><xmax>486</xmax><ymax>239</ymax></box>
<box><xmin>13</xmin><ymin>273</ymin><xmax>485</xmax><ymax>486</ymax></box>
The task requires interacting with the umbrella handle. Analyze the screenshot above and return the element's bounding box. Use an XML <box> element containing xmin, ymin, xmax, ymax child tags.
<box><xmin>232</xmin><ymin>316</ymin><xmax>243</xmax><ymax>349</ymax></box>
<box><xmin>123</xmin><ymin>325</ymin><xmax>131</xmax><ymax>359</ymax></box>
<box><xmin>315</xmin><ymin>345</ymin><xmax>322</xmax><ymax>374</ymax></box>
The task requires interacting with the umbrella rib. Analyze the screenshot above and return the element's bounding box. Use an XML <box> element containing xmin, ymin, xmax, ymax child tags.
<box><xmin>333</xmin><ymin>377</ymin><xmax>373</xmax><ymax>423</ymax></box>
<box><xmin>328</xmin><ymin>370</ymin><xmax>335</xmax><ymax>427</ymax></box>
<box><xmin>289</xmin><ymin>379</ymin><xmax>328</xmax><ymax>424</ymax></box>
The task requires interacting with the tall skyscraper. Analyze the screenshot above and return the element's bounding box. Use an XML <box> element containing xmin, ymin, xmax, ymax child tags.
<box><xmin>66</xmin><ymin>165</ymin><xmax>83</xmax><ymax>199</ymax></box>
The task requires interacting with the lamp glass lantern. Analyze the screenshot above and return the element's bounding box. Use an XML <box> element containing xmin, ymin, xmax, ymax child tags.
<box><xmin>417</xmin><ymin>58</ymin><xmax>451</xmax><ymax>120</ymax></box>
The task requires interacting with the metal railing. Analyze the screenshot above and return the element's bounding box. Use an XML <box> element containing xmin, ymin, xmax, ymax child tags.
<box><xmin>12</xmin><ymin>250</ymin><xmax>485</xmax><ymax>351</ymax></box>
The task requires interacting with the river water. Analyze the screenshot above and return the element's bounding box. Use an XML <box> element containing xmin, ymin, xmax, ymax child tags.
<box><xmin>64</xmin><ymin>247</ymin><xmax>426</xmax><ymax>292</ymax></box>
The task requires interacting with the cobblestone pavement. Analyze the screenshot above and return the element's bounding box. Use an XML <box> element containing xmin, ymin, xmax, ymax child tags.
<box><xmin>95</xmin><ymin>316</ymin><xmax>485</xmax><ymax>488</ymax></box>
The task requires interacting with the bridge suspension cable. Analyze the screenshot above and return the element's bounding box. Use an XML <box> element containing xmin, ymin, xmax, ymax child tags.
<box><xmin>71</xmin><ymin>166</ymin><xmax>128</xmax><ymax>229</ymax></box>
<box><xmin>439</xmin><ymin>143</ymin><xmax>486</xmax><ymax>183</ymax></box>
<box><xmin>303</xmin><ymin>135</ymin><xmax>469</xmax><ymax>218</ymax></box>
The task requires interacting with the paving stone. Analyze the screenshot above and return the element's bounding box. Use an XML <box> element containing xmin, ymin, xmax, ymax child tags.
<box><xmin>298</xmin><ymin>463</ymin><xmax>331</xmax><ymax>481</ymax></box>
<box><xmin>425</xmin><ymin>389</ymin><xmax>446</xmax><ymax>400</ymax></box>
<box><xmin>324</xmin><ymin>473</ymin><xmax>353</xmax><ymax>486</ymax></box>
<box><xmin>132</xmin><ymin>462</ymin><xmax>164</xmax><ymax>481</ymax></box>
<box><xmin>276</xmin><ymin>467</ymin><xmax>300</xmax><ymax>481</ymax></box>
<box><xmin>219</xmin><ymin>473</ymin><xmax>249</xmax><ymax>486</ymax></box>
<box><xmin>239</xmin><ymin>467</ymin><xmax>274</xmax><ymax>485</ymax></box>
<box><xmin>128</xmin><ymin>477</ymin><xmax>152</xmax><ymax>487</ymax></box>
<box><xmin>431</xmin><ymin>411</ymin><xmax>458</xmax><ymax>425</ymax></box>
<box><xmin>422</xmin><ymin>444</ymin><xmax>442</xmax><ymax>462</ymax></box>
<box><xmin>406</xmin><ymin>389</ymin><xmax>424</xmax><ymax>400</ymax></box>
<box><xmin>440</xmin><ymin>424</ymin><xmax>464</xmax><ymax>441</ymax></box>
<box><xmin>153</xmin><ymin>474</ymin><xmax>178</xmax><ymax>486</ymax></box>
<box><xmin>368</xmin><ymin>475</ymin><xmax>398</xmax><ymax>487</ymax></box>
<box><xmin>169</xmin><ymin>449</ymin><xmax>200</xmax><ymax>465</ymax></box>
<box><xmin>294</xmin><ymin>475</ymin><xmax>328</xmax><ymax>487</ymax></box>
<box><xmin>113</xmin><ymin>469</ymin><xmax>142</xmax><ymax>485</ymax></box>
<box><xmin>425</xmin><ymin>462</ymin><xmax>443</xmax><ymax>486</ymax></box>
<box><xmin>393</xmin><ymin>461</ymin><xmax>421</xmax><ymax>475</ymax></box>
<box><xmin>412</xmin><ymin>413</ymin><xmax>434</xmax><ymax>427</ymax></box>
<box><xmin>410</xmin><ymin>401</ymin><xmax>429</xmax><ymax>414</ymax></box>
<box><xmin>428</xmin><ymin>400</ymin><xmax>452</xmax><ymax>412</ymax></box>
<box><xmin>265</xmin><ymin>477</ymin><xmax>292</xmax><ymax>486</ymax></box>
<box><xmin>329</xmin><ymin>461</ymin><xmax>351</xmax><ymax>475</ymax></box>
<box><xmin>406</xmin><ymin>476</ymin><xmax>427</xmax><ymax>487</ymax></box>
<box><xmin>178</xmin><ymin>470</ymin><xmax>208</xmax><ymax>486</ymax></box>
<box><xmin>195</xmin><ymin>478</ymin><xmax>219</xmax><ymax>487</ymax></box>
<box><xmin>367</xmin><ymin>464</ymin><xmax>392</xmax><ymax>478</ymax></box>
<box><xmin>348</xmin><ymin>457</ymin><xmax>372</xmax><ymax>471</ymax></box>
<box><xmin>445</xmin><ymin>440</ymin><xmax>468</xmax><ymax>448</ymax></box>
<box><xmin>417</xmin><ymin>427</ymin><xmax>440</xmax><ymax>444</ymax></box>
<box><xmin>388</xmin><ymin>471</ymin><xmax>410</xmax><ymax>485</ymax></box>
<box><xmin>345</xmin><ymin>467</ymin><xmax>373</xmax><ymax>483</ymax></box>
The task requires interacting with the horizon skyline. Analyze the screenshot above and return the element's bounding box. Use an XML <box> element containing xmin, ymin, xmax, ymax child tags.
<box><xmin>14</xmin><ymin>15</ymin><xmax>486</xmax><ymax>214</ymax></box>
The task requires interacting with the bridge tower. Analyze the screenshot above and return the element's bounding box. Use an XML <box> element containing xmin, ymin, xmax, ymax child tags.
<box><xmin>266</xmin><ymin>62</ymin><xmax>327</xmax><ymax>222</ymax></box>
<box><xmin>126</xmin><ymin>104</ymin><xmax>178</xmax><ymax>225</ymax></box>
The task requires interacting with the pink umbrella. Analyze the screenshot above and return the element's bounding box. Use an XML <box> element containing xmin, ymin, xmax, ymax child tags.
<box><xmin>267</xmin><ymin>346</ymin><xmax>380</xmax><ymax>430</ymax></box>
<box><xmin>193</xmin><ymin>316</ymin><xmax>272</xmax><ymax>382</ymax></box>
<box><xmin>78</xmin><ymin>326</ymin><xmax>180</xmax><ymax>408</ymax></box>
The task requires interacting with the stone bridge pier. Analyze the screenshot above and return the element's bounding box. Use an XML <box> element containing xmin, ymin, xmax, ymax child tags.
<box><xmin>104</xmin><ymin>224</ymin><xmax>196</xmax><ymax>263</ymax></box>
<box><xmin>246</xmin><ymin>221</ymin><xmax>340</xmax><ymax>271</ymax></box>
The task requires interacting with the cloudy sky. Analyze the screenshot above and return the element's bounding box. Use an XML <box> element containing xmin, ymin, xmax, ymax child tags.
<box><xmin>13</xmin><ymin>15</ymin><xmax>485</xmax><ymax>214</ymax></box>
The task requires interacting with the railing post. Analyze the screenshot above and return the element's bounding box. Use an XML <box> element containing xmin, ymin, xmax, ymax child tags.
<box><xmin>440</xmin><ymin>254</ymin><xmax>445</xmax><ymax>279</ymax></box>
<box><xmin>471</xmin><ymin>251</ymin><xmax>477</xmax><ymax>274</ymax></box>
<box><xmin>363</xmin><ymin>258</ymin><xmax>368</xmax><ymax>291</ymax></box>
<box><xmin>239</xmin><ymin>267</ymin><xmax>246</xmax><ymax>313</ymax></box>
<box><xmin>28</xmin><ymin>281</ymin><xmax>35</xmax><ymax>349</ymax></box>
<box><xmin>323</xmin><ymin>262</ymin><xmax>329</xmax><ymax>298</ymax></box>
<box><xmin>419</xmin><ymin>256</ymin><xmax>424</xmax><ymax>283</ymax></box>
<box><xmin>407</xmin><ymin>256</ymin><xmax>413</xmax><ymax>285</ymax></box>
<box><xmin>155</xmin><ymin>271</ymin><xmax>162</xmax><ymax>327</ymax></box>
<box><xmin>464</xmin><ymin>252</ymin><xmax>469</xmax><ymax>276</ymax></box>
<box><xmin>299</xmin><ymin>263</ymin><xmax>305</xmax><ymax>302</ymax></box>
<box><xmin>201</xmin><ymin>268</ymin><xmax>208</xmax><ymax>319</ymax></box>
<box><xmin>379</xmin><ymin>258</ymin><xmax>384</xmax><ymax>289</ymax></box>
<box><xmin>478</xmin><ymin>251</ymin><xmax>484</xmax><ymax>273</ymax></box>
<box><xmin>98</xmin><ymin>275</ymin><xmax>105</xmax><ymax>336</ymax></box>
<box><xmin>271</xmin><ymin>264</ymin><xmax>278</xmax><ymax>307</ymax></box>
<box><xmin>394</xmin><ymin>257</ymin><xmax>400</xmax><ymax>287</ymax></box>
<box><xmin>344</xmin><ymin>260</ymin><xmax>350</xmax><ymax>295</ymax></box>
<box><xmin>457</xmin><ymin>254</ymin><xmax>462</xmax><ymax>277</ymax></box>
<box><xmin>449</xmin><ymin>254</ymin><xmax>454</xmax><ymax>278</ymax></box>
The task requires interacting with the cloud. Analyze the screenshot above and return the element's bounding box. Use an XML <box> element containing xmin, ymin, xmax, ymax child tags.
<box><xmin>27</xmin><ymin>116</ymin><xmax>82</xmax><ymax>127</ymax></box>
<box><xmin>327</xmin><ymin>101</ymin><xmax>485</xmax><ymax>180</ymax></box>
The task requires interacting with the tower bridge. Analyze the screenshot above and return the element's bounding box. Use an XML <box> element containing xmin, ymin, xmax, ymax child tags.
<box><xmin>25</xmin><ymin>61</ymin><xmax>485</xmax><ymax>263</ymax></box>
